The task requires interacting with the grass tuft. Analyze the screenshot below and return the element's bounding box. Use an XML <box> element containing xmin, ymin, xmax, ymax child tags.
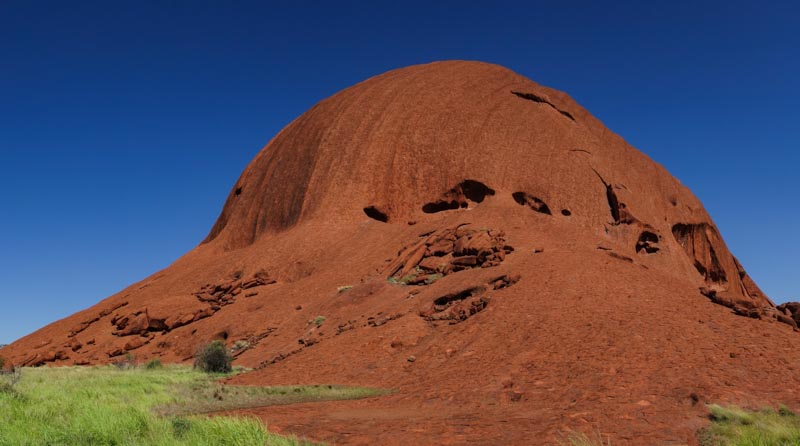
<box><xmin>559</xmin><ymin>430</ymin><xmax>612</xmax><ymax>446</ymax></box>
<box><xmin>425</xmin><ymin>273</ymin><xmax>444</xmax><ymax>285</ymax></box>
<box><xmin>145</xmin><ymin>358</ymin><xmax>163</xmax><ymax>370</ymax></box>
<box><xmin>388</xmin><ymin>267</ymin><xmax>425</xmax><ymax>286</ymax></box>
<box><xmin>699</xmin><ymin>404</ymin><xmax>800</xmax><ymax>445</ymax></box>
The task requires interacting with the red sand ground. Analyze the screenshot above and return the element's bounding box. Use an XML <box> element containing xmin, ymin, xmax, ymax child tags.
<box><xmin>3</xmin><ymin>61</ymin><xmax>800</xmax><ymax>445</ymax></box>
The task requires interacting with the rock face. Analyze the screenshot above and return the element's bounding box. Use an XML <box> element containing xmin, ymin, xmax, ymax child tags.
<box><xmin>777</xmin><ymin>301</ymin><xmax>800</xmax><ymax>327</ymax></box>
<box><xmin>3</xmin><ymin>61</ymin><xmax>799</xmax><ymax>445</ymax></box>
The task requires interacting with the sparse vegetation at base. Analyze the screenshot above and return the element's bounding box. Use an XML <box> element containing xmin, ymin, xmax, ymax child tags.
<box><xmin>387</xmin><ymin>267</ymin><xmax>425</xmax><ymax>286</ymax></box>
<box><xmin>195</xmin><ymin>340</ymin><xmax>233</xmax><ymax>373</ymax></box>
<box><xmin>559</xmin><ymin>431</ymin><xmax>611</xmax><ymax>446</ymax></box>
<box><xmin>113</xmin><ymin>352</ymin><xmax>138</xmax><ymax>370</ymax></box>
<box><xmin>698</xmin><ymin>404</ymin><xmax>800</xmax><ymax>445</ymax></box>
<box><xmin>0</xmin><ymin>365</ymin><xmax>387</xmax><ymax>446</ymax></box>
<box><xmin>145</xmin><ymin>358</ymin><xmax>163</xmax><ymax>370</ymax></box>
<box><xmin>0</xmin><ymin>367</ymin><xmax>21</xmax><ymax>397</ymax></box>
<box><xmin>424</xmin><ymin>273</ymin><xmax>444</xmax><ymax>285</ymax></box>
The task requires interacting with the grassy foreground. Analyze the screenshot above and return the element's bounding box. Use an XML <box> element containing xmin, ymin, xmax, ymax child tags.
<box><xmin>698</xmin><ymin>404</ymin><xmax>800</xmax><ymax>446</ymax></box>
<box><xmin>557</xmin><ymin>404</ymin><xmax>800</xmax><ymax>446</ymax></box>
<box><xmin>0</xmin><ymin>365</ymin><xmax>386</xmax><ymax>446</ymax></box>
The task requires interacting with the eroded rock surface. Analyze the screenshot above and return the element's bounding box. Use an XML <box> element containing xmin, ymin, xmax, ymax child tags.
<box><xmin>386</xmin><ymin>225</ymin><xmax>513</xmax><ymax>285</ymax></box>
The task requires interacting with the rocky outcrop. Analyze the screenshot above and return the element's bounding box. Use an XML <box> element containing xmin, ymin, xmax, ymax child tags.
<box><xmin>386</xmin><ymin>225</ymin><xmax>513</xmax><ymax>285</ymax></box>
<box><xmin>777</xmin><ymin>302</ymin><xmax>800</xmax><ymax>328</ymax></box>
<box><xmin>420</xmin><ymin>274</ymin><xmax>520</xmax><ymax>325</ymax></box>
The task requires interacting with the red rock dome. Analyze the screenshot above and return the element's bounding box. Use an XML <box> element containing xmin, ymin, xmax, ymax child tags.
<box><xmin>202</xmin><ymin>60</ymin><xmax>771</xmax><ymax>313</ymax></box>
<box><xmin>3</xmin><ymin>61</ymin><xmax>797</xmax><ymax>445</ymax></box>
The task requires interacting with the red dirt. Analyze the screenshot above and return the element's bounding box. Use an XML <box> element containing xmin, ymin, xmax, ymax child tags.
<box><xmin>2</xmin><ymin>60</ymin><xmax>799</xmax><ymax>445</ymax></box>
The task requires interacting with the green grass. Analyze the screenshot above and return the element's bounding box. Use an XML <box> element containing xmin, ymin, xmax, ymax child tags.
<box><xmin>0</xmin><ymin>365</ymin><xmax>387</xmax><ymax>446</ymax></box>
<box><xmin>424</xmin><ymin>273</ymin><xmax>444</xmax><ymax>285</ymax></box>
<box><xmin>558</xmin><ymin>431</ymin><xmax>611</xmax><ymax>446</ymax></box>
<box><xmin>557</xmin><ymin>405</ymin><xmax>800</xmax><ymax>446</ymax></box>
<box><xmin>699</xmin><ymin>404</ymin><xmax>800</xmax><ymax>446</ymax></box>
<box><xmin>144</xmin><ymin>358</ymin><xmax>163</xmax><ymax>370</ymax></box>
<box><xmin>387</xmin><ymin>267</ymin><xmax>425</xmax><ymax>286</ymax></box>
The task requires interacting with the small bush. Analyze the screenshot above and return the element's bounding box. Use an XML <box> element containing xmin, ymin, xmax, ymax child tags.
<box><xmin>171</xmin><ymin>417</ymin><xmax>192</xmax><ymax>438</ymax></box>
<box><xmin>0</xmin><ymin>381</ymin><xmax>17</xmax><ymax>396</ymax></box>
<box><xmin>112</xmin><ymin>353</ymin><xmax>137</xmax><ymax>370</ymax></box>
<box><xmin>144</xmin><ymin>358</ymin><xmax>163</xmax><ymax>370</ymax></box>
<box><xmin>0</xmin><ymin>357</ymin><xmax>5</xmax><ymax>370</ymax></box>
<box><xmin>194</xmin><ymin>341</ymin><xmax>232</xmax><ymax>373</ymax></box>
<box><xmin>314</xmin><ymin>316</ymin><xmax>326</xmax><ymax>327</ymax></box>
<box><xmin>0</xmin><ymin>367</ymin><xmax>22</xmax><ymax>397</ymax></box>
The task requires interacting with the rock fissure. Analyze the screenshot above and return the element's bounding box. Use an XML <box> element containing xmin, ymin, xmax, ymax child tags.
<box><xmin>510</xmin><ymin>91</ymin><xmax>575</xmax><ymax>121</ymax></box>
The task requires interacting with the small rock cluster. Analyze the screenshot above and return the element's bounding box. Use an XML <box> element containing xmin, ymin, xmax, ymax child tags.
<box><xmin>701</xmin><ymin>287</ymin><xmax>795</xmax><ymax>328</ymax></box>
<box><xmin>420</xmin><ymin>288</ymin><xmax>490</xmax><ymax>325</ymax></box>
<box><xmin>777</xmin><ymin>302</ymin><xmax>800</xmax><ymax>328</ymax></box>
<box><xmin>420</xmin><ymin>274</ymin><xmax>520</xmax><ymax>325</ymax></box>
<box><xmin>386</xmin><ymin>226</ymin><xmax>513</xmax><ymax>285</ymax></box>
<box><xmin>18</xmin><ymin>301</ymin><xmax>129</xmax><ymax>365</ymax></box>
<box><xmin>68</xmin><ymin>301</ymin><xmax>129</xmax><ymax>337</ymax></box>
<box><xmin>100</xmin><ymin>270</ymin><xmax>278</xmax><ymax>357</ymax></box>
<box><xmin>193</xmin><ymin>269</ymin><xmax>276</xmax><ymax>307</ymax></box>
<box><xmin>22</xmin><ymin>270</ymin><xmax>279</xmax><ymax>364</ymax></box>
<box><xmin>104</xmin><ymin>270</ymin><xmax>276</xmax><ymax>346</ymax></box>
<box><xmin>27</xmin><ymin>349</ymin><xmax>69</xmax><ymax>366</ymax></box>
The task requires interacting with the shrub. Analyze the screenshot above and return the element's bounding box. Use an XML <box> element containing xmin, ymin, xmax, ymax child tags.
<box><xmin>0</xmin><ymin>356</ymin><xmax>5</xmax><ymax>370</ymax></box>
<box><xmin>171</xmin><ymin>417</ymin><xmax>192</xmax><ymax>438</ymax></box>
<box><xmin>0</xmin><ymin>367</ymin><xmax>21</xmax><ymax>397</ymax></box>
<box><xmin>194</xmin><ymin>341</ymin><xmax>232</xmax><ymax>373</ymax></box>
<box><xmin>144</xmin><ymin>358</ymin><xmax>163</xmax><ymax>370</ymax></box>
<box><xmin>314</xmin><ymin>316</ymin><xmax>326</xmax><ymax>327</ymax></box>
<box><xmin>112</xmin><ymin>353</ymin><xmax>137</xmax><ymax>370</ymax></box>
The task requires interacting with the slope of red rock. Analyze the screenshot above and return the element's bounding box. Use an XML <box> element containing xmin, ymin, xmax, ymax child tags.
<box><xmin>2</xmin><ymin>61</ymin><xmax>798</xmax><ymax>445</ymax></box>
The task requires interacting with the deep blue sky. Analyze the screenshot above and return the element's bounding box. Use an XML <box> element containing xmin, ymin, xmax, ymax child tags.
<box><xmin>1</xmin><ymin>1</ymin><xmax>798</xmax><ymax>344</ymax></box>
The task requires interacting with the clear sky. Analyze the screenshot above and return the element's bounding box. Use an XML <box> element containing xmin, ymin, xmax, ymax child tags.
<box><xmin>1</xmin><ymin>1</ymin><xmax>798</xmax><ymax>344</ymax></box>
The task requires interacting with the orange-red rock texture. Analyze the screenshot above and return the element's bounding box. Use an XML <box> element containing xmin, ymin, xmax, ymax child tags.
<box><xmin>3</xmin><ymin>61</ymin><xmax>799</xmax><ymax>445</ymax></box>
